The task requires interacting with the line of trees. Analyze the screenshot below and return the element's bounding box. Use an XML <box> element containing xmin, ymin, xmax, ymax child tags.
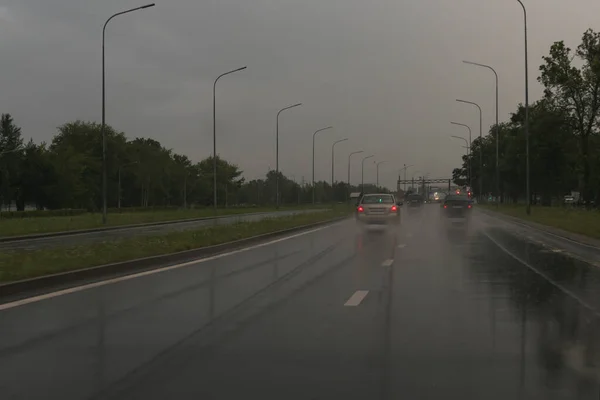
<box><xmin>453</xmin><ymin>29</ymin><xmax>600</xmax><ymax>206</ymax></box>
<box><xmin>0</xmin><ymin>116</ymin><xmax>388</xmax><ymax>211</ymax></box>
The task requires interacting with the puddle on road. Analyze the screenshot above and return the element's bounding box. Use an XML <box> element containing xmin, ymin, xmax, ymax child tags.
<box><xmin>470</xmin><ymin>226</ymin><xmax>600</xmax><ymax>396</ymax></box>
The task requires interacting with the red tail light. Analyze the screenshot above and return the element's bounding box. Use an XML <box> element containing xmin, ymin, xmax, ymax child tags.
<box><xmin>468</xmin><ymin>204</ymin><xmax>472</xmax><ymax>209</ymax></box>
<box><xmin>443</xmin><ymin>204</ymin><xmax>447</xmax><ymax>209</ymax></box>
<box><xmin>357</xmin><ymin>206</ymin><xmax>364</xmax><ymax>212</ymax></box>
<box><xmin>391</xmin><ymin>205</ymin><xmax>397</xmax><ymax>212</ymax></box>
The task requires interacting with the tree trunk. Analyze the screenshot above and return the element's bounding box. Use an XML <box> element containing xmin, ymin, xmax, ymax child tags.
<box><xmin>581</xmin><ymin>134</ymin><xmax>592</xmax><ymax>208</ymax></box>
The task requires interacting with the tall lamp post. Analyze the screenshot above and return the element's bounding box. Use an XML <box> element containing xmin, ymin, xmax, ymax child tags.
<box><xmin>213</xmin><ymin>65</ymin><xmax>247</xmax><ymax>211</ymax></box>
<box><xmin>463</xmin><ymin>60</ymin><xmax>500</xmax><ymax>203</ymax></box>
<box><xmin>361</xmin><ymin>155</ymin><xmax>375</xmax><ymax>193</ymax></box>
<box><xmin>450</xmin><ymin>135</ymin><xmax>472</xmax><ymax>190</ymax></box>
<box><xmin>348</xmin><ymin>150</ymin><xmax>363</xmax><ymax>201</ymax></box>
<box><xmin>348</xmin><ymin>151</ymin><xmax>364</xmax><ymax>187</ymax></box>
<box><xmin>456</xmin><ymin>99</ymin><xmax>483</xmax><ymax>200</ymax></box>
<box><xmin>451</xmin><ymin>122</ymin><xmax>473</xmax><ymax>192</ymax></box>
<box><xmin>312</xmin><ymin>126</ymin><xmax>333</xmax><ymax>204</ymax></box>
<box><xmin>375</xmin><ymin>161</ymin><xmax>386</xmax><ymax>187</ymax></box>
<box><xmin>331</xmin><ymin>138</ymin><xmax>348</xmax><ymax>202</ymax></box>
<box><xmin>276</xmin><ymin>103</ymin><xmax>302</xmax><ymax>209</ymax></box>
<box><xmin>400</xmin><ymin>164</ymin><xmax>414</xmax><ymax>192</ymax></box>
<box><xmin>102</xmin><ymin>3</ymin><xmax>155</xmax><ymax>225</ymax></box>
<box><xmin>517</xmin><ymin>0</ymin><xmax>531</xmax><ymax>214</ymax></box>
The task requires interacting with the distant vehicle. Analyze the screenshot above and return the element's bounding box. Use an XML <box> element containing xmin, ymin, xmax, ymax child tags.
<box><xmin>440</xmin><ymin>193</ymin><xmax>473</xmax><ymax>230</ymax></box>
<box><xmin>432</xmin><ymin>191</ymin><xmax>446</xmax><ymax>203</ymax></box>
<box><xmin>355</xmin><ymin>193</ymin><xmax>401</xmax><ymax>226</ymax></box>
<box><xmin>406</xmin><ymin>193</ymin><xmax>425</xmax><ymax>212</ymax></box>
<box><xmin>563</xmin><ymin>195</ymin><xmax>575</xmax><ymax>203</ymax></box>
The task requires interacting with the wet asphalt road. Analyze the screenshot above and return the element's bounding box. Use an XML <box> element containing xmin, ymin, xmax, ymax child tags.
<box><xmin>0</xmin><ymin>209</ymin><xmax>326</xmax><ymax>251</ymax></box>
<box><xmin>2</xmin><ymin>205</ymin><xmax>600</xmax><ymax>399</ymax></box>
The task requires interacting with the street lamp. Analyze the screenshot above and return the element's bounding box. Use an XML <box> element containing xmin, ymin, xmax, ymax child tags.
<box><xmin>451</xmin><ymin>122</ymin><xmax>473</xmax><ymax>188</ymax></box>
<box><xmin>411</xmin><ymin>170</ymin><xmax>421</xmax><ymax>190</ymax></box>
<box><xmin>361</xmin><ymin>155</ymin><xmax>375</xmax><ymax>193</ymax></box>
<box><xmin>117</xmin><ymin>161</ymin><xmax>139</xmax><ymax>209</ymax></box>
<box><xmin>375</xmin><ymin>161</ymin><xmax>386</xmax><ymax>187</ymax></box>
<box><xmin>348</xmin><ymin>151</ymin><xmax>363</xmax><ymax>187</ymax></box>
<box><xmin>102</xmin><ymin>3</ymin><xmax>155</xmax><ymax>225</ymax></box>
<box><xmin>517</xmin><ymin>0</ymin><xmax>531</xmax><ymax>214</ymax></box>
<box><xmin>456</xmin><ymin>99</ymin><xmax>483</xmax><ymax>199</ymax></box>
<box><xmin>213</xmin><ymin>65</ymin><xmax>247</xmax><ymax>211</ymax></box>
<box><xmin>450</xmin><ymin>135</ymin><xmax>471</xmax><ymax>189</ymax></box>
<box><xmin>312</xmin><ymin>126</ymin><xmax>333</xmax><ymax>204</ymax></box>
<box><xmin>276</xmin><ymin>103</ymin><xmax>302</xmax><ymax>208</ymax></box>
<box><xmin>399</xmin><ymin>164</ymin><xmax>414</xmax><ymax>192</ymax></box>
<box><xmin>331</xmin><ymin>138</ymin><xmax>348</xmax><ymax>200</ymax></box>
<box><xmin>463</xmin><ymin>60</ymin><xmax>500</xmax><ymax>202</ymax></box>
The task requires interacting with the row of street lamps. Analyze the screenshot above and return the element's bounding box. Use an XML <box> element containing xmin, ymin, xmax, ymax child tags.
<box><xmin>100</xmin><ymin>4</ymin><xmax>390</xmax><ymax>214</ymax></box>
<box><xmin>450</xmin><ymin>1</ymin><xmax>529</xmax><ymax>212</ymax></box>
<box><xmin>101</xmin><ymin>1</ymin><xmax>530</xmax><ymax>222</ymax></box>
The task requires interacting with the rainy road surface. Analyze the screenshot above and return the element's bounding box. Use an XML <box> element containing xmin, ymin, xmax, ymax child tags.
<box><xmin>2</xmin><ymin>205</ymin><xmax>600</xmax><ymax>399</ymax></box>
<box><xmin>0</xmin><ymin>209</ymin><xmax>327</xmax><ymax>251</ymax></box>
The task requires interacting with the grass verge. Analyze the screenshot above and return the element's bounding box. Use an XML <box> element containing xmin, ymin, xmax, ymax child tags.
<box><xmin>480</xmin><ymin>204</ymin><xmax>600</xmax><ymax>240</ymax></box>
<box><xmin>0</xmin><ymin>207</ymin><xmax>351</xmax><ymax>284</ymax></box>
<box><xmin>0</xmin><ymin>205</ymin><xmax>326</xmax><ymax>238</ymax></box>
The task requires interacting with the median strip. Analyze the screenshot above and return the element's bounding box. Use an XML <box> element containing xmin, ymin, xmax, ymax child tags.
<box><xmin>0</xmin><ymin>208</ymin><xmax>351</xmax><ymax>287</ymax></box>
<box><xmin>0</xmin><ymin>206</ymin><xmax>326</xmax><ymax>239</ymax></box>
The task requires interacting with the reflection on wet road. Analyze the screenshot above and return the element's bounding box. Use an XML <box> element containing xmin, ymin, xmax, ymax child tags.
<box><xmin>1</xmin><ymin>205</ymin><xmax>600</xmax><ymax>399</ymax></box>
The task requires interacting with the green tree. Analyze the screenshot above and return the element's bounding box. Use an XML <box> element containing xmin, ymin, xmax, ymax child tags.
<box><xmin>0</xmin><ymin>114</ymin><xmax>24</xmax><ymax>209</ymax></box>
<box><xmin>18</xmin><ymin>141</ymin><xmax>57</xmax><ymax>210</ymax></box>
<box><xmin>539</xmin><ymin>29</ymin><xmax>600</xmax><ymax>204</ymax></box>
<box><xmin>196</xmin><ymin>156</ymin><xmax>244</xmax><ymax>206</ymax></box>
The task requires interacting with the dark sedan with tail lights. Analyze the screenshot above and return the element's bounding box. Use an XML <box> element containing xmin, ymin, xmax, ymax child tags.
<box><xmin>440</xmin><ymin>194</ymin><xmax>473</xmax><ymax>229</ymax></box>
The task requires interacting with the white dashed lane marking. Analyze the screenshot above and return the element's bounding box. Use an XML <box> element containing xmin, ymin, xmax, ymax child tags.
<box><xmin>381</xmin><ymin>259</ymin><xmax>394</xmax><ymax>267</ymax></box>
<box><xmin>397</xmin><ymin>244</ymin><xmax>406</xmax><ymax>249</ymax></box>
<box><xmin>344</xmin><ymin>290</ymin><xmax>369</xmax><ymax>307</ymax></box>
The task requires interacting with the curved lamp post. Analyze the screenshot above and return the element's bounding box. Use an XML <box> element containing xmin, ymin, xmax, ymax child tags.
<box><xmin>312</xmin><ymin>126</ymin><xmax>333</xmax><ymax>204</ymax></box>
<box><xmin>276</xmin><ymin>103</ymin><xmax>302</xmax><ymax>208</ymax></box>
<box><xmin>361</xmin><ymin>155</ymin><xmax>375</xmax><ymax>193</ymax></box>
<box><xmin>463</xmin><ymin>60</ymin><xmax>500</xmax><ymax>202</ymax></box>
<box><xmin>456</xmin><ymin>99</ymin><xmax>483</xmax><ymax>199</ymax></box>
<box><xmin>101</xmin><ymin>3</ymin><xmax>155</xmax><ymax>224</ymax></box>
<box><xmin>213</xmin><ymin>66</ymin><xmax>247</xmax><ymax>210</ymax></box>
<box><xmin>331</xmin><ymin>138</ymin><xmax>348</xmax><ymax>201</ymax></box>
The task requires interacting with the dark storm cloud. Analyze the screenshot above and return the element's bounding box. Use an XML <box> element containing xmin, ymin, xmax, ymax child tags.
<box><xmin>0</xmin><ymin>0</ymin><xmax>599</xmax><ymax>188</ymax></box>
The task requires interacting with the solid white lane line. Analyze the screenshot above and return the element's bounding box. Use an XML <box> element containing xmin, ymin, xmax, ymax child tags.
<box><xmin>344</xmin><ymin>290</ymin><xmax>369</xmax><ymax>307</ymax></box>
<box><xmin>0</xmin><ymin>223</ymin><xmax>341</xmax><ymax>312</ymax></box>
<box><xmin>381</xmin><ymin>259</ymin><xmax>394</xmax><ymax>267</ymax></box>
<box><xmin>397</xmin><ymin>244</ymin><xmax>406</xmax><ymax>249</ymax></box>
<box><xmin>483</xmin><ymin>230</ymin><xmax>600</xmax><ymax>319</ymax></box>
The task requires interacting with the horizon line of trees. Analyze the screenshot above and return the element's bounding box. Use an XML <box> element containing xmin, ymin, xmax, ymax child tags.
<box><xmin>0</xmin><ymin>116</ymin><xmax>390</xmax><ymax>212</ymax></box>
<box><xmin>452</xmin><ymin>28</ymin><xmax>600</xmax><ymax>206</ymax></box>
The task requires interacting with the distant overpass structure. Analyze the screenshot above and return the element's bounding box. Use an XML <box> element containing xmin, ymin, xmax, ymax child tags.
<box><xmin>396</xmin><ymin>177</ymin><xmax>456</xmax><ymax>198</ymax></box>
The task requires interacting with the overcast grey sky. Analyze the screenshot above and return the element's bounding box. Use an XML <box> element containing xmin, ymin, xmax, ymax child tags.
<box><xmin>0</xmin><ymin>0</ymin><xmax>598</xmax><ymax>189</ymax></box>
